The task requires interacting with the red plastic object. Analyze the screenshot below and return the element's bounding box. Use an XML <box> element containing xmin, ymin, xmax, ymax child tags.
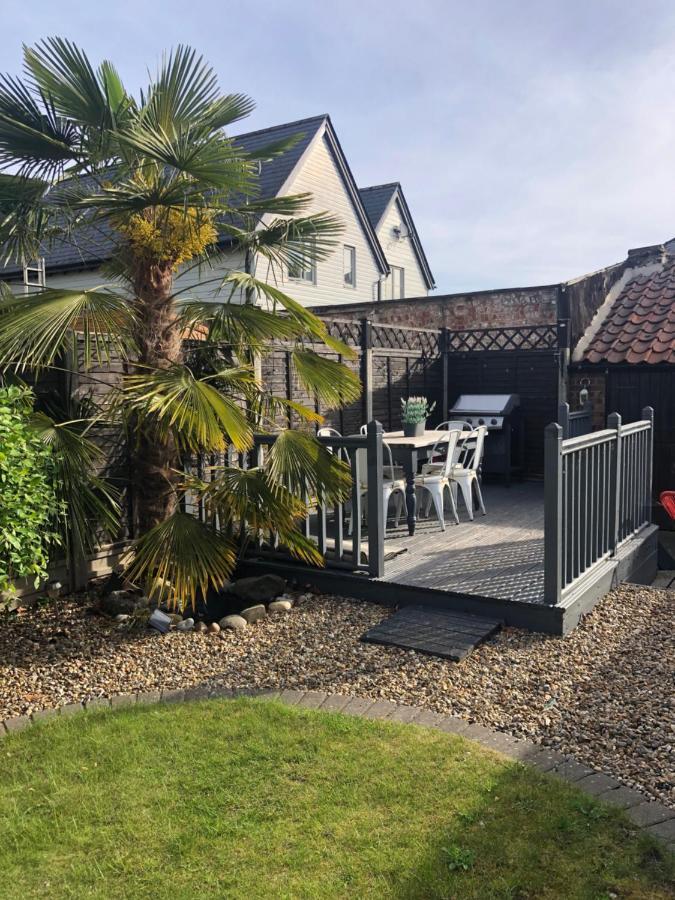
<box><xmin>660</xmin><ymin>491</ymin><xmax>675</xmax><ymax>521</ymax></box>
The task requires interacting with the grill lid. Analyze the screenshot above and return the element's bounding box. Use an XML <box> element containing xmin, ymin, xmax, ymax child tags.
<box><xmin>450</xmin><ymin>393</ymin><xmax>520</xmax><ymax>415</ymax></box>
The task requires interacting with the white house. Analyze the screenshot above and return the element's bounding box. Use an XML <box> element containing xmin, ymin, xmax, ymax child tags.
<box><xmin>1</xmin><ymin>114</ymin><xmax>435</xmax><ymax>307</ymax></box>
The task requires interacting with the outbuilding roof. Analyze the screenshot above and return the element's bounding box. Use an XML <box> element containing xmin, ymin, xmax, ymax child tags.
<box><xmin>582</xmin><ymin>259</ymin><xmax>675</xmax><ymax>365</ymax></box>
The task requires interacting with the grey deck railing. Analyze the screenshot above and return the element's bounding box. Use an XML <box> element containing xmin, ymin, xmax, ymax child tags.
<box><xmin>250</xmin><ymin>421</ymin><xmax>385</xmax><ymax>577</ymax></box>
<box><xmin>202</xmin><ymin>421</ymin><xmax>383</xmax><ymax>578</ymax></box>
<box><xmin>557</xmin><ymin>401</ymin><xmax>593</xmax><ymax>439</ymax></box>
<box><xmin>544</xmin><ymin>407</ymin><xmax>654</xmax><ymax>604</ymax></box>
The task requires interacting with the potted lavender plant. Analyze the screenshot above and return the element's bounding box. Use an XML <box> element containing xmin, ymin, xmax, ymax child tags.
<box><xmin>401</xmin><ymin>396</ymin><xmax>435</xmax><ymax>437</ymax></box>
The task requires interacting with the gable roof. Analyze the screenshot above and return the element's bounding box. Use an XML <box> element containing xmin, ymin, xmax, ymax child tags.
<box><xmin>233</xmin><ymin>114</ymin><xmax>326</xmax><ymax>203</ymax></box>
<box><xmin>358</xmin><ymin>183</ymin><xmax>398</xmax><ymax>230</ymax></box>
<box><xmin>1</xmin><ymin>113</ymin><xmax>391</xmax><ymax>278</ymax></box>
<box><xmin>359</xmin><ymin>181</ymin><xmax>435</xmax><ymax>289</ymax></box>
<box><xmin>581</xmin><ymin>258</ymin><xmax>675</xmax><ymax>364</ymax></box>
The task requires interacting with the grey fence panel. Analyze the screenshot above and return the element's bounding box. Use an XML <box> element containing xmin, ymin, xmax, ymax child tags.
<box><xmin>544</xmin><ymin>407</ymin><xmax>654</xmax><ymax>605</ymax></box>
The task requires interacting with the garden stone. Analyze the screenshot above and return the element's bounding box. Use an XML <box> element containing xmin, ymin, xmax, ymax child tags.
<box><xmin>168</xmin><ymin>614</ymin><xmax>183</xmax><ymax>625</ymax></box>
<box><xmin>228</xmin><ymin>574</ymin><xmax>285</xmax><ymax>605</ymax></box>
<box><xmin>100</xmin><ymin>591</ymin><xmax>138</xmax><ymax>617</ymax></box>
<box><xmin>219</xmin><ymin>614</ymin><xmax>247</xmax><ymax>631</ymax></box>
<box><xmin>194</xmin><ymin>621</ymin><xmax>208</xmax><ymax>634</ymax></box>
<box><xmin>148</xmin><ymin>609</ymin><xmax>172</xmax><ymax>634</ymax></box>
<box><xmin>207</xmin><ymin>622</ymin><xmax>221</xmax><ymax>634</ymax></box>
<box><xmin>176</xmin><ymin>618</ymin><xmax>194</xmax><ymax>632</ymax></box>
<box><xmin>268</xmin><ymin>599</ymin><xmax>292</xmax><ymax>614</ymax></box>
<box><xmin>240</xmin><ymin>604</ymin><xmax>266</xmax><ymax>624</ymax></box>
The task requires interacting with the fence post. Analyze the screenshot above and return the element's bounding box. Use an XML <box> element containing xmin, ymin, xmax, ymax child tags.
<box><xmin>544</xmin><ymin>423</ymin><xmax>563</xmax><ymax>605</ymax></box>
<box><xmin>361</xmin><ymin>319</ymin><xmax>373</xmax><ymax>424</ymax></box>
<box><xmin>608</xmin><ymin>412</ymin><xmax>622</xmax><ymax>553</ymax></box>
<box><xmin>366</xmin><ymin>420</ymin><xmax>385</xmax><ymax>577</ymax></box>
<box><xmin>557</xmin><ymin>401</ymin><xmax>570</xmax><ymax>439</ymax></box>
<box><xmin>642</xmin><ymin>406</ymin><xmax>654</xmax><ymax>524</ymax></box>
<box><xmin>441</xmin><ymin>327</ymin><xmax>449</xmax><ymax>421</ymax></box>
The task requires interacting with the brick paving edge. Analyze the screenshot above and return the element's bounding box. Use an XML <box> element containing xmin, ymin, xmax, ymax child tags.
<box><xmin>1</xmin><ymin>687</ymin><xmax>673</xmax><ymax>852</ymax></box>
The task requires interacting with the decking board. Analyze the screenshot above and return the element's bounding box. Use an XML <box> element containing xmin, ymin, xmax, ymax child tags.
<box><xmin>379</xmin><ymin>482</ymin><xmax>546</xmax><ymax>605</ymax></box>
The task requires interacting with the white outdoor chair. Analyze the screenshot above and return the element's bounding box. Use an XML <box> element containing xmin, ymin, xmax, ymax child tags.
<box><xmin>317</xmin><ymin>426</ymin><xmax>343</xmax><ymax>439</ymax></box>
<box><xmin>449</xmin><ymin>424</ymin><xmax>487</xmax><ymax>521</ymax></box>
<box><xmin>348</xmin><ymin>440</ymin><xmax>407</xmax><ymax>534</ymax></box>
<box><xmin>414</xmin><ymin>429</ymin><xmax>461</xmax><ymax>531</ymax></box>
<box><xmin>422</xmin><ymin>420</ymin><xmax>475</xmax><ymax>474</ymax></box>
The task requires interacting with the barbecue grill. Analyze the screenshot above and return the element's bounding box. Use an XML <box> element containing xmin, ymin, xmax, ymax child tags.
<box><xmin>449</xmin><ymin>394</ymin><xmax>522</xmax><ymax>484</ymax></box>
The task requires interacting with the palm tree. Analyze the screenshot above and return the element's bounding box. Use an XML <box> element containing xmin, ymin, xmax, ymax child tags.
<box><xmin>0</xmin><ymin>39</ymin><xmax>360</xmax><ymax>608</ymax></box>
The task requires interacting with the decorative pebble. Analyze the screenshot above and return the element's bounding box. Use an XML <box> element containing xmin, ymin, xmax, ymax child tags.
<box><xmin>240</xmin><ymin>604</ymin><xmax>266</xmax><ymax>624</ymax></box>
<box><xmin>176</xmin><ymin>618</ymin><xmax>194</xmax><ymax>633</ymax></box>
<box><xmin>207</xmin><ymin>622</ymin><xmax>220</xmax><ymax>634</ymax></box>
<box><xmin>219</xmin><ymin>615</ymin><xmax>247</xmax><ymax>631</ymax></box>
<box><xmin>194</xmin><ymin>622</ymin><xmax>208</xmax><ymax>634</ymax></box>
<box><xmin>0</xmin><ymin>585</ymin><xmax>672</xmax><ymax>808</ymax></box>
<box><xmin>268</xmin><ymin>600</ymin><xmax>292</xmax><ymax>614</ymax></box>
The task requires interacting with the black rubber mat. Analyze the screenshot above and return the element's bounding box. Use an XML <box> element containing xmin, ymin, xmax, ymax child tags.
<box><xmin>361</xmin><ymin>604</ymin><xmax>502</xmax><ymax>661</ymax></box>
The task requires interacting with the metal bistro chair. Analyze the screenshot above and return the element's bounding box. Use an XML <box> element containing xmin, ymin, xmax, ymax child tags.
<box><xmin>421</xmin><ymin>420</ymin><xmax>476</xmax><ymax>475</ymax></box>
<box><xmin>348</xmin><ymin>439</ymin><xmax>407</xmax><ymax>534</ymax></box>
<box><xmin>450</xmin><ymin>424</ymin><xmax>487</xmax><ymax>521</ymax></box>
<box><xmin>321</xmin><ymin>426</ymin><xmax>407</xmax><ymax>534</ymax></box>
<box><xmin>414</xmin><ymin>428</ymin><xmax>462</xmax><ymax>531</ymax></box>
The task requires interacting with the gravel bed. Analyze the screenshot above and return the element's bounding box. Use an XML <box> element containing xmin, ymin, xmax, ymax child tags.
<box><xmin>1</xmin><ymin>583</ymin><xmax>673</xmax><ymax>806</ymax></box>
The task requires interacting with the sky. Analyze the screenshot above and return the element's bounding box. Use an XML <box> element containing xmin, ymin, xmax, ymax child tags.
<box><xmin>4</xmin><ymin>0</ymin><xmax>675</xmax><ymax>293</ymax></box>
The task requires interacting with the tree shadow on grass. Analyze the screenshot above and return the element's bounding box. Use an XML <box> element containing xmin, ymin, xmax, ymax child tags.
<box><xmin>390</xmin><ymin>761</ymin><xmax>673</xmax><ymax>900</ymax></box>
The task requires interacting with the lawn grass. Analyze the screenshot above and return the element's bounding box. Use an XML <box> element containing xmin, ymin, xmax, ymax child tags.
<box><xmin>0</xmin><ymin>698</ymin><xmax>672</xmax><ymax>899</ymax></box>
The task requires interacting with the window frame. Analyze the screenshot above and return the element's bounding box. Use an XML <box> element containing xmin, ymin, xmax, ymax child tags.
<box><xmin>288</xmin><ymin>240</ymin><xmax>317</xmax><ymax>285</ymax></box>
<box><xmin>391</xmin><ymin>265</ymin><xmax>405</xmax><ymax>299</ymax></box>
<box><xmin>343</xmin><ymin>244</ymin><xmax>356</xmax><ymax>289</ymax></box>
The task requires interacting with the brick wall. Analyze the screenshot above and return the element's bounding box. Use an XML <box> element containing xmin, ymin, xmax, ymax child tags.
<box><xmin>569</xmin><ymin>370</ymin><xmax>606</xmax><ymax>429</ymax></box>
<box><xmin>312</xmin><ymin>286</ymin><xmax>559</xmax><ymax>330</ymax></box>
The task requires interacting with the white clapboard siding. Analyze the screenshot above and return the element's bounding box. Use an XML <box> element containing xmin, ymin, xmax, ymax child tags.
<box><xmin>33</xmin><ymin>248</ymin><xmax>248</xmax><ymax>304</ymax></box>
<box><xmin>377</xmin><ymin>198</ymin><xmax>429</xmax><ymax>300</ymax></box>
<box><xmin>272</xmin><ymin>131</ymin><xmax>384</xmax><ymax>308</ymax></box>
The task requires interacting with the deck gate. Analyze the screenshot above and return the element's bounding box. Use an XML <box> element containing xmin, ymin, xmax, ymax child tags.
<box><xmin>557</xmin><ymin>401</ymin><xmax>593</xmax><ymax>439</ymax></box>
<box><xmin>544</xmin><ymin>407</ymin><xmax>653</xmax><ymax>604</ymax></box>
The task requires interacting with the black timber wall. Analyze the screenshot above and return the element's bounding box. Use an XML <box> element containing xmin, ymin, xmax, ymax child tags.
<box><xmin>446</xmin><ymin>350</ymin><xmax>560</xmax><ymax>476</ymax></box>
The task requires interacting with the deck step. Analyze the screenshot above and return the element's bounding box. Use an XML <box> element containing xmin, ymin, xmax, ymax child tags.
<box><xmin>360</xmin><ymin>604</ymin><xmax>502</xmax><ymax>661</ymax></box>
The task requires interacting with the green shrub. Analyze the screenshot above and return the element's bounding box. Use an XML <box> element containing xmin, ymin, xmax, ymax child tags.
<box><xmin>0</xmin><ymin>386</ymin><xmax>59</xmax><ymax>596</ymax></box>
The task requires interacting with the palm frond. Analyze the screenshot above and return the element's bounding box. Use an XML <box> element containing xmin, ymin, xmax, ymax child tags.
<box><xmin>265</xmin><ymin>429</ymin><xmax>352</xmax><ymax>506</ymax></box>
<box><xmin>30</xmin><ymin>410</ymin><xmax>121</xmax><ymax>561</ymax></box>
<box><xmin>117</xmin><ymin>125</ymin><xmax>254</xmax><ymax>190</ymax></box>
<box><xmin>179</xmin><ymin>299</ymin><xmax>302</xmax><ymax>349</ymax></box>
<box><xmin>216</xmin><ymin>272</ymin><xmax>354</xmax><ymax>357</ymax></box>
<box><xmin>292</xmin><ymin>350</ymin><xmax>361</xmax><ymax>408</ymax></box>
<box><xmin>0</xmin><ymin>71</ymin><xmax>79</xmax><ymax>177</ymax></box>
<box><xmin>124</xmin><ymin>364</ymin><xmax>253</xmax><ymax>452</ymax></box>
<box><xmin>140</xmin><ymin>46</ymin><xmax>253</xmax><ymax>133</ymax></box>
<box><xmin>124</xmin><ymin>511</ymin><xmax>236</xmax><ymax>611</ymax></box>
<box><xmin>0</xmin><ymin>285</ymin><xmax>137</xmax><ymax>371</ymax></box>
<box><xmin>200</xmin><ymin>467</ymin><xmax>324</xmax><ymax>566</ymax></box>
<box><xmin>23</xmin><ymin>38</ymin><xmax>117</xmax><ymax>130</ymax></box>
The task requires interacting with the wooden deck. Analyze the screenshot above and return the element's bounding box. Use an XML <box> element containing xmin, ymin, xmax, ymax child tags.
<box><xmin>379</xmin><ymin>481</ymin><xmax>546</xmax><ymax>605</ymax></box>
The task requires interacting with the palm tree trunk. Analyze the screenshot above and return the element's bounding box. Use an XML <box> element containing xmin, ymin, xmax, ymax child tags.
<box><xmin>132</xmin><ymin>261</ymin><xmax>183</xmax><ymax>533</ymax></box>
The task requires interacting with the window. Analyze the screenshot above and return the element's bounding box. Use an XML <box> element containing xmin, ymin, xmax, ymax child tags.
<box><xmin>343</xmin><ymin>245</ymin><xmax>356</xmax><ymax>288</ymax></box>
<box><xmin>288</xmin><ymin>241</ymin><xmax>316</xmax><ymax>284</ymax></box>
<box><xmin>391</xmin><ymin>266</ymin><xmax>404</xmax><ymax>299</ymax></box>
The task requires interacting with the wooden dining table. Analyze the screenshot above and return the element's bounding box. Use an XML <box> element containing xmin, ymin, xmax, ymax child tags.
<box><xmin>383</xmin><ymin>429</ymin><xmax>454</xmax><ymax>536</ymax></box>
